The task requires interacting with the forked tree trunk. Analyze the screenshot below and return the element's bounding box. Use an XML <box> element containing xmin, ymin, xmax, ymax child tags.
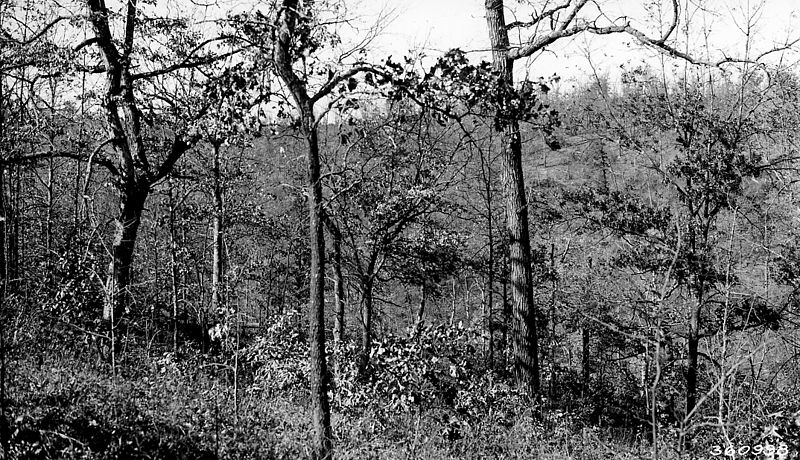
<box><xmin>485</xmin><ymin>0</ymin><xmax>540</xmax><ymax>396</ymax></box>
<box><xmin>104</xmin><ymin>179</ymin><xmax>148</xmax><ymax>325</ymax></box>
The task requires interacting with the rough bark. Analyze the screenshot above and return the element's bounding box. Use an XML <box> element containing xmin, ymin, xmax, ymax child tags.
<box><xmin>104</xmin><ymin>179</ymin><xmax>148</xmax><ymax>323</ymax></box>
<box><xmin>484</xmin><ymin>0</ymin><xmax>540</xmax><ymax>396</ymax></box>
<box><xmin>86</xmin><ymin>0</ymin><xmax>198</xmax><ymax>329</ymax></box>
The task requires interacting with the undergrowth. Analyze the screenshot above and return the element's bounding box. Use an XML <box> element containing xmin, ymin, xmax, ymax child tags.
<box><xmin>2</xmin><ymin>309</ymin><xmax>798</xmax><ymax>459</ymax></box>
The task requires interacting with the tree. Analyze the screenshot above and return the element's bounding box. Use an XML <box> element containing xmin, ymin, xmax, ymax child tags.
<box><xmin>233</xmin><ymin>1</ymin><xmax>378</xmax><ymax>457</ymax></box>
<box><xmin>78</xmin><ymin>0</ymin><xmax>237</xmax><ymax>335</ymax></box>
<box><xmin>324</xmin><ymin>108</ymin><xmax>462</xmax><ymax>371</ymax></box>
<box><xmin>481</xmin><ymin>0</ymin><xmax>722</xmax><ymax>397</ymax></box>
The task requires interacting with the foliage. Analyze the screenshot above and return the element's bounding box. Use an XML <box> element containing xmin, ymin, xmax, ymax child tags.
<box><xmin>45</xmin><ymin>236</ymin><xmax>107</xmax><ymax>334</ymax></box>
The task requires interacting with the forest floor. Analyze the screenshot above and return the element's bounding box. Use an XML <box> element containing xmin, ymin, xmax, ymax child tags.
<box><xmin>2</xmin><ymin>347</ymin><xmax>688</xmax><ymax>460</ymax></box>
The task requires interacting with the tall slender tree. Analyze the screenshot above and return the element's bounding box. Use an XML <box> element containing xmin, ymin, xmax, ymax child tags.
<box><xmin>235</xmin><ymin>2</ymin><xmax>377</xmax><ymax>457</ymax></box>
<box><xmin>482</xmin><ymin>0</ymin><xmax>704</xmax><ymax>396</ymax></box>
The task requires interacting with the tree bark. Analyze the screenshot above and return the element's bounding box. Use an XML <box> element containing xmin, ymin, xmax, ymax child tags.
<box><xmin>301</xmin><ymin>106</ymin><xmax>332</xmax><ymax>460</ymax></box>
<box><xmin>104</xmin><ymin>179</ymin><xmax>148</xmax><ymax>324</ymax></box>
<box><xmin>485</xmin><ymin>0</ymin><xmax>540</xmax><ymax>396</ymax></box>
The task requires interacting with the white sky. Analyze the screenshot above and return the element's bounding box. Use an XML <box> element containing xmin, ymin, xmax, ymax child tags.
<box><xmin>347</xmin><ymin>0</ymin><xmax>800</xmax><ymax>89</ymax></box>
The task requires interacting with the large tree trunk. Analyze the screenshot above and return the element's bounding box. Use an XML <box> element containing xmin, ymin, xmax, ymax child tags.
<box><xmin>104</xmin><ymin>178</ymin><xmax>148</xmax><ymax>325</ymax></box>
<box><xmin>485</xmin><ymin>0</ymin><xmax>540</xmax><ymax>396</ymax></box>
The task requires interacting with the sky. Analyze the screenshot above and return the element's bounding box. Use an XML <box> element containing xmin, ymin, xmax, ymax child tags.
<box><xmin>344</xmin><ymin>0</ymin><xmax>800</xmax><ymax>89</ymax></box>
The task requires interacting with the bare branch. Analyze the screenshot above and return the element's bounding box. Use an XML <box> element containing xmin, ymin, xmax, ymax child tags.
<box><xmin>506</xmin><ymin>0</ymin><xmax>571</xmax><ymax>30</ymax></box>
<box><xmin>507</xmin><ymin>0</ymin><xmax>797</xmax><ymax>69</ymax></box>
<box><xmin>130</xmin><ymin>37</ymin><xmax>245</xmax><ymax>81</ymax></box>
<box><xmin>4</xmin><ymin>15</ymin><xmax>77</xmax><ymax>46</ymax></box>
<box><xmin>310</xmin><ymin>65</ymin><xmax>375</xmax><ymax>105</ymax></box>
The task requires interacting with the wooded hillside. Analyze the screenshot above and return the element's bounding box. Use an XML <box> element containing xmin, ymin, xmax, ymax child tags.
<box><xmin>1</xmin><ymin>1</ymin><xmax>799</xmax><ymax>458</ymax></box>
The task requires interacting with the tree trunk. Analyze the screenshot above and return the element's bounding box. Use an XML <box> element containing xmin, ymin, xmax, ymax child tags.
<box><xmin>325</xmin><ymin>216</ymin><xmax>345</xmax><ymax>344</ymax></box>
<box><xmin>0</xmin><ymin>173</ymin><xmax>7</xmax><ymax>453</ymax></box>
<box><xmin>416</xmin><ymin>284</ymin><xmax>427</xmax><ymax>330</ymax></box>
<box><xmin>45</xmin><ymin>155</ymin><xmax>54</xmax><ymax>280</ymax></box>
<box><xmin>8</xmin><ymin>165</ymin><xmax>19</xmax><ymax>288</ymax></box>
<box><xmin>485</xmin><ymin>0</ymin><xmax>540</xmax><ymax>396</ymax></box>
<box><xmin>273</xmin><ymin>3</ymin><xmax>333</xmax><ymax>454</ymax></box>
<box><xmin>686</xmin><ymin>301</ymin><xmax>700</xmax><ymax>418</ymax></box>
<box><xmin>549</xmin><ymin>244</ymin><xmax>557</xmax><ymax>399</ymax></box>
<box><xmin>168</xmin><ymin>177</ymin><xmax>180</xmax><ymax>354</ymax></box>
<box><xmin>104</xmin><ymin>178</ymin><xmax>148</xmax><ymax>325</ymax></box>
<box><xmin>480</xmin><ymin>139</ymin><xmax>495</xmax><ymax>368</ymax></box>
<box><xmin>211</xmin><ymin>141</ymin><xmax>225</xmax><ymax>315</ymax></box>
<box><xmin>581</xmin><ymin>327</ymin><xmax>591</xmax><ymax>398</ymax></box>
<box><xmin>302</xmin><ymin>108</ymin><xmax>333</xmax><ymax>459</ymax></box>
<box><xmin>359</xmin><ymin>277</ymin><xmax>374</xmax><ymax>373</ymax></box>
<box><xmin>502</xmin><ymin>246</ymin><xmax>509</xmax><ymax>365</ymax></box>
<box><xmin>0</xmin><ymin>285</ymin><xmax>7</xmax><ymax>456</ymax></box>
<box><xmin>0</xmin><ymin>168</ymin><xmax>6</xmax><ymax>283</ymax></box>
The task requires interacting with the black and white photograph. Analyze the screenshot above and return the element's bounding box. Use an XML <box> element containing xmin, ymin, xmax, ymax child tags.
<box><xmin>0</xmin><ymin>0</ymin><xmax>799</xmax><ymax>458</ymax></box>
